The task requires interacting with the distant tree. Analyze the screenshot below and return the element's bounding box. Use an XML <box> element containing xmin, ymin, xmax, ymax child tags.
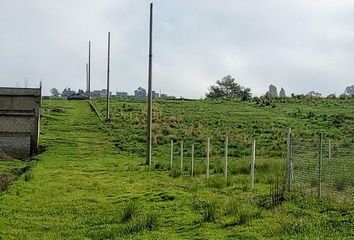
<box><xmin>326</xmin><ymin>94</ymin><xmax>336</xmax><ymax>99</ymax></box>
<box><xmin>344</xmin><ymin>85</ymin><xmax>354</xmax><ymax>97</ymax></box>
<box><xmin>50</xmin><ymin>88</ymin><xmax>59</xmax><ymax>97</ymax></box>
<box><xmin>206</xmin><ymin>75</ymin><xmax>251</xmax><ymax>100</ymax></box>
<box><xmin>78</xmin><ymin>89</ymin><xmax>84</xmax><ymax>95</ymax></box>
<box><xmin>339</xmin><ymin>93</ymin><xmax>348</xmax><ymax>99</ymax></box>
<box><xmin>240</xmin><ymin>87</ymin><xmax>252</xmax><ymax>101</ymax></box>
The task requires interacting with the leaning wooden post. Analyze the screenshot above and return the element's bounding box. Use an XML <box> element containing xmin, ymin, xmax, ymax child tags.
<box><xmin>191</xmin><ymin>144</ymin><xmax>194</xmax><ymax>177</ymax></box>
<box><xmin>251</xmin><ymin>139</ymin><xmax>256</xmax><ymax>189</ymax></box>
<box><xmin>224</xmin><ymin>136</ymin><xmax>228</xmax><ymax>183</ymax></box>
<box><xmin>180</xmin><ymin>140</ymin><xmax>184</xmax><ymax>174</ymax></box>
<box><xmin>286</xmin><ymin>128</ymin><xmax>292</xmax><ymax>191</ymax></box>
<box><xmin>170</xmin><ymin>140</ymin><xmax>173</xmax><ymax>171</ymax></box>
<box><xmin>206</xmin><ymin>137</ymin><xmax>210</xmax><ymax>179</ymax></box>
<box><xmin>318</xmin><ymin>133</ymin><xmax>323</xmax><ymax>198</ymax></box>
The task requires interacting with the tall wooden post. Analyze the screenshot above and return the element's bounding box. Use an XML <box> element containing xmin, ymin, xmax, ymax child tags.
<box><xmin>106</xmin><ymin>32</ymin><xmax>111</xmax><ymax>121</ymax></box>
<box><xmin>146</xmin><ymin>3</ymin><xmax>153</xmax><ymax>166</ymax></box>
<box><xmin>88</xmin><ymin>41</ymin><xmax>91</xmax><ymax>99</ymax></box>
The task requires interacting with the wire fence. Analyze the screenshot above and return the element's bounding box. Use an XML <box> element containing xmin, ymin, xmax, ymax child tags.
<box><xmin>291</xmin><ymin>135</ymin><xmax>354</xmax><ymax>198</ymax></box>
<box><xmin>158</xmin><ymin>131</ymin><xmax>353</xmax><ymax>200</ymax></box>
<box><xmin>151</xmin><ymin>137</ymin><xmax>287</xmax><ymax>194</ymax></box>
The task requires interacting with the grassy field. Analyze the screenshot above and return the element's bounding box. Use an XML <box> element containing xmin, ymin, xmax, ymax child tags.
<box><xmin>93</xmin><ymin>97</ymin><xmax>354</xmax><ymax>159</ymax></box>
<box><xmin>0</xmin><ymin>99</ymin><xmax>353</xmax><ymax>239</ymax></box>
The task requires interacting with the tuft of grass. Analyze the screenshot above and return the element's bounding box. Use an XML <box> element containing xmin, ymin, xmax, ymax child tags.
<box><xmin>224</xmin><ymin>206</ymin><xmax>262</xmax><ymax>227</ymax></box>
<box><xmin>169</xmin><ymin>169</ymin><xmax>181</xmax><ymax>178</ymax></box>
<box><xmin>0</xmin><ymin>174</ymin><xmax>12</xmax><ymax>191</ymax></box>
<box><xmin>122</xmin><ymin>213</ymin><xmax>157</xmax><ymax>235</ymax></box>
<box><xmin>201</xmin><ymin>201</ymin><xmax>217</xmax><ymax>223</ymax></box>
<box><xmin>24</xmin><ymin>172</ymin><xmax>34</xmax><ymax>182</ymax></box>
<box><xmin>207</xmin><ymin>177</ymin><xmax>226</xmax><ymax>189</ymax></box>
<box><xmin>333</xmin><ymin>178</ymin><xmax>347</xmax><ymax>192</ymax></box>
<box><xmin>191</xmin><ymin>198</ymin><xmax>217</xmax><ymax>223</ymax></box>
<box><xmin>121</xmin><ymin>201</ymin><xmax>138</xmax><ymax>223</ymax></box>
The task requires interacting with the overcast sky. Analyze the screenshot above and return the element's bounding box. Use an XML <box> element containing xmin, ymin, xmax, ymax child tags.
<box><xmin>1</xmin><ymin>0</ymin><xmax>354</xmax><ymax>98</ymax></box>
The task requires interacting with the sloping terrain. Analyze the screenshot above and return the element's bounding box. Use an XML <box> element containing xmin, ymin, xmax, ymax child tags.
<box><xmin>0</xmin><ymin>100</ymin><xmax>352</xmax><ymax>239</ymax></box>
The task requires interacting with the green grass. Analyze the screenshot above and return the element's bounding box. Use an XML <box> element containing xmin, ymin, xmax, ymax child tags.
<box><xmin>0</xmin><ymin>99</ymin><xmax>352</xmax><ymax>239</ymax></box>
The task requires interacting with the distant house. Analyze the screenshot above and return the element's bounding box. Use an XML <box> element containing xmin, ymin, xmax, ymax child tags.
<box><xmin>152</xmin><ymin>91</ymin><xmax>159</xmax><ymax>99</ymax></box>
<box><xmin>92</xmin><ymin>89</ymin><xmax>111</xmax><ymax>97</ymax></box>
<box><xmin>268</xmin><ymin>85</ymin><xmax>278</xmax><ymax>97</ymax></box>
<box><xmin>116</xmin><ymin>92</ymin><xmax>128</xmax><ymax>98</ymax></box>
<box><xmin>160</xmin><ymin>93</ymin><xmax>168</xmax><ymax>99</ymax></box>
<box><xmin>61</xmin><ymin>88</ymin><xmax>76</xmax><ymax>97</ymax></box>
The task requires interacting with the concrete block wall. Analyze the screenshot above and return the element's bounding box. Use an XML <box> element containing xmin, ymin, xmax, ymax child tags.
<box><xmin>0</xmin><ymin>132</ymin><xmax>31</xmax><ymax>159</ymax></box>
<box><xmin>0</xmin><ymin>87</ymin><xmax>41</xmax><ymax>159</ymax></box>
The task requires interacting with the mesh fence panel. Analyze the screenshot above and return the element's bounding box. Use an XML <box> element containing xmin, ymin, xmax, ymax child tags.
<box><xmin>292</xmin><ymin>138</ymin><xmax>354</xmax><ymax>197</ymax></box>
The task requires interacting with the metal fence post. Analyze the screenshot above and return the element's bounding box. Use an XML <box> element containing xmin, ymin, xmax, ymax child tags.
<box><xmin>319</xmin><ymin>133</ymin><xmax>323</xmax><ymax>198</ymax></box>
<box><xmin>170</xmin><ymin>140</ymin><xmax>173</xmax><ymax>171</ymax></box>
<box><xmin>207</xmin><ymin>137</ymin><xmax>210</xmax><ymax>180</ymax></box>
<box><xmin>180</xmin><ymin>140</ymin><xmax>184</xmax><ymax>174</ymax></box>
<box><xmin>286</xmin><ymin>128</ymin><xmax>292</xmax><ymax>191</ymax></box>
<box><xmin>191</xmin><ymin>144</ymin><xmax>194</xmax><ymax>177</ymax></box>
<box><xmin>224</xmin><ymin>136</ymin><xmax>228</xmax><ymax>183</ymax></box>
<box><xmin>251</xmin><ymin>139</ymin><xmax>256</xmax><ymax>189</ymax></box>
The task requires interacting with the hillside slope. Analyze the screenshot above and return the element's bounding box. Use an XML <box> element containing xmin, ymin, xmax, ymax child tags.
<box><xmin>0</xmin><ymin>100</ymin><xmax>352</xmax><ymax>239</ymax></box>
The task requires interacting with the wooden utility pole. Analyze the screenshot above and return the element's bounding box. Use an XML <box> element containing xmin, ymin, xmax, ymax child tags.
<box><xmin>106</xmin><ymin>32</ymin><xmax>111</xmax><ymax>121</ymax></box>
<box><xmin>88</xmin><ymin>41</ymin><xmax>91</xmax><ymax>99</ymax></box>
<box><xmin>146</xmin><ymin>2</ymin><xmax>153</xmax><ymax>166</ymax></box>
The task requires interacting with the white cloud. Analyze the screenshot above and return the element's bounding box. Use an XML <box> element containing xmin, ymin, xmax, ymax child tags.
<box><xmin>0</xmin><ymin>0</ymin><xmax>353</xmax><ymax>97</ymax></box>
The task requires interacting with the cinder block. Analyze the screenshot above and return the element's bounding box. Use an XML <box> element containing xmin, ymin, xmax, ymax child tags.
<box><xmin>0</xmin><ymin>132</ymin><xmax>31</xmax><ymax>159</ymax></box>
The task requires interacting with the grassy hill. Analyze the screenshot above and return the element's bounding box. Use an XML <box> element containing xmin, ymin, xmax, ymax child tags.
<box><xmin>0</xmin><ymin>99</ymin><xmax>352</xmax><ymax>239</ymax></box>
<box><xmin>93</xmin><ymin>97</ymin><xmax>354</xmax><ymax>158</ymax></box>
